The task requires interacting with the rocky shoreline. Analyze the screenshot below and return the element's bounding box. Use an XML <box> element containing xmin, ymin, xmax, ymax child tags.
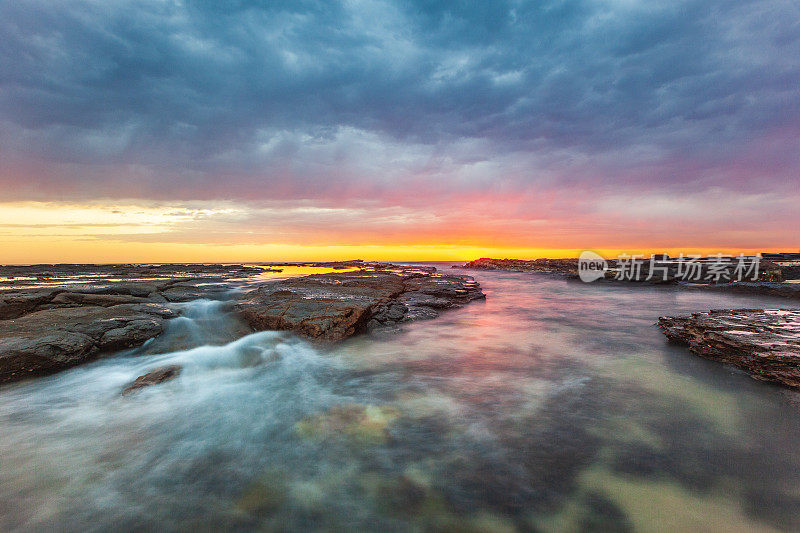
<box><xmin>0</xmin><ymin>262</ymin><xmax>484</xmax><ymax>385</ymax></box>
<box><xmin>658</xmin><ymin>309</ymin><xmax>800</xmax><ymax>389</ymax></box>
<box><xmin>460</xmin><ymin>257</ymin><xmax>800</xmax><ymax>299</ymax></box>
<box><xmin>460</xmin><ymin>257</ymin><xmax>581</xmax><ymax>276</ymax></box>
<box><xmin>5</xmin><ymin>258</ymin><xmax>799</xmax><ymax>392</ymax></box>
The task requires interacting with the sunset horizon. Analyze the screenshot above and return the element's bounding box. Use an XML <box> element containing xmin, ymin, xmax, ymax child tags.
<box><xmin>0</xmin><ymin>197</ymin><xmax>796</xmax><ymax>264</ymax></box>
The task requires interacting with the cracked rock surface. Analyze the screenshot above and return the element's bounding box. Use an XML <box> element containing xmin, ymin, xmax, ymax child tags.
<box><xmin>234</xmin><ymin>267</ymin><xmax>485</xmax><ymax>342</ymax></box>
<box><xmin>658</xmin><ymin>309</ymin><xmax>800</xmax><ymax>389</ymax></box>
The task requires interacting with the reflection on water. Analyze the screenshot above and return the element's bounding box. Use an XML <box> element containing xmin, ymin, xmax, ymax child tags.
<box><xmin>251</xmin><ymin>265</ymin><xmax>361</xmax><ymax>281</ymax></box>
<box><xmin>1</xmin><ymin>266</ymin><xmax>800</xmax><ymax>531</ymax></box>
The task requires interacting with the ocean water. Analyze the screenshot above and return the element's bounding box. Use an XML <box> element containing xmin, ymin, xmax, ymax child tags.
<box><xmin>1</xmin><ymin>265</ymin><xmax>799</xmax><ymax>532</ymax></box>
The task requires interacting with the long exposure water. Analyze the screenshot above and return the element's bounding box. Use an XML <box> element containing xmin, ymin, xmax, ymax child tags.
<box><xmin>1</xmin><ymin>265</ymin><xmax>799</xmax><ymax>532</ymax></box>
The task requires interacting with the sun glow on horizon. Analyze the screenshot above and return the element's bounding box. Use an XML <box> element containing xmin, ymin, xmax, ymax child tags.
<box><xmin>0</xmin><ymin>201</ymin><xmax>792</xmax><ymax>264</ymax></box>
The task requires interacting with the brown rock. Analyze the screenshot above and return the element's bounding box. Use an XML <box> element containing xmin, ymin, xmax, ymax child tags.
<box><xmin>0</xmin><ymin>303</ymin><xmax>177</xmax><ymax>384</ymax></box>
<box><xmin>658</xmin><ymin>309</ymin><xmax>800</xmax><ymax>389</ymax></box>
<box><xmin>461</xmin><ymin>257</ymin><xmax>579</xmax><ymax>275</ymax></box>
<box><xmin>121</xmin><ymin>365</ymin><xmax>182</xmax><ymax>395</ymax></box>
<box><xmin>235</xmin><ymin>271</ymin><xmax>405</xmax><ymax>341</ymax></box>
<box><xmin>235</xmin><ymin>267</ymin><xmax>484</xmax><ymax>341</ymax></box>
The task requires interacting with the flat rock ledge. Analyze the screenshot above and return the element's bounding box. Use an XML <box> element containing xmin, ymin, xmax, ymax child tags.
<box><xmin>234</xmin><ymin>266</ymin><xmax>485</xmax><ymax>342</ymax></box>
<box><xmin>658</xmin><ymin>309</ymin><xmax>800</xmax><ymax>389</ymax></box>
<box><xmin>461</xmin><ymin>257</ymin><xmax>579</xmax><ymax>276</ymax></box>
<box><xmin>0</xmin><ymin>303</ymin><xmax>178</xmax><ymax>384</ymax></box>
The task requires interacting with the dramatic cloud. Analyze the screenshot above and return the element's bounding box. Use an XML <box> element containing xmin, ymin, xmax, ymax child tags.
<box><xmin>0</xmin><ymin>0</ymin><xmax>798</xmax><ymax>258</ymax></box>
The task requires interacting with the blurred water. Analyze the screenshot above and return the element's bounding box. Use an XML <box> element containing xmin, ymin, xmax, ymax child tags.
<box><xmin>1</xmin><ymin>266</ymin><xmax>799</xmax><ymax>532</ymax></box>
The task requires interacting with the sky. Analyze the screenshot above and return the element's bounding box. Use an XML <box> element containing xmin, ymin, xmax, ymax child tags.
<box><xmin>0</xmin><ymin>0</ymin><xmax>798</xmax><ymax>263</ymax></box>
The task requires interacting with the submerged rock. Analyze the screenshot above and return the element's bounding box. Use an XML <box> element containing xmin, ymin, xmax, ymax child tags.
<box><xmin>235</xmin><ymin>471</ymin><xmax>289</xmax><ymax>515</ymax></box>
<box><xmin>579</xmin><ymin>491</ymin><xmax>634</xmax><ymax>533</ymax></box>
<box><xmin>295</xmin><ymin>404</ymin><xmax>401</xmax><ymax>444</ymax></box>
<box><xmin>121</xmin><ymin>364</ymin><xmax>182</xmax><ymax>395</ymax></box>
<box><xmin>375</xmin><ymin>475</ymin><xmax>428</xmax><ymax>514</ymax></box>
<box><xmin>658</xmin><ymin>309</ymin><xmax>800</xmax><ymax>389</ymax></box>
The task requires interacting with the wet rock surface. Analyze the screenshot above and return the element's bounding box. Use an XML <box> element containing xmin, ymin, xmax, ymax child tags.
<box><xmin>121</xmin><ymin>364</ymin><xmax>183</xmax><ymax>395</ymax></box>
<box><xmin>0</xmin><ymin>264</ymin><xmax>264</xmax><ymax>384</ymax></box>
<box><xmin>0</xmin><ymin>303</ymin><xmax>178</xmax><ymax>384</ymax></box>
<box><xmin>0</xmin><ymin>263</ymin><xmax>485</xmax><ymax>384</ymax></box>
<box><xmin>295</xmin><ymin>403</ymin><xmax>401</xmax><ymax>444</ymax></box>
<box><xmin>234</xmin><ymin>266</ymin><xmax>484</xmax><ymax>341</ymax></box>
<box><xmin>658</xmin><ymin>309</ymin><xmax>800</xmax><ymax>389</ymax></box>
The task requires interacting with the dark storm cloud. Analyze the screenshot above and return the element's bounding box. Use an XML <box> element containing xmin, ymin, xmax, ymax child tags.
<box><xmin>0</xmin><ymin>0</ymin><xmax>798</xmax><ymax>201</ymax></box>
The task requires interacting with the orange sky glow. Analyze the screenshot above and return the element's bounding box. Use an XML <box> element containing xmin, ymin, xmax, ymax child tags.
<box><xmin>0</xmin><ymin>201</ymin><xmax>793</xmax><ymax>264</ymax></box>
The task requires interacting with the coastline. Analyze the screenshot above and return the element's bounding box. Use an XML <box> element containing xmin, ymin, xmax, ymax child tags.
<box><xmin>0</xmin><ymin>261</ymin><xmax>484</xmax><ymax>386</ymax></box>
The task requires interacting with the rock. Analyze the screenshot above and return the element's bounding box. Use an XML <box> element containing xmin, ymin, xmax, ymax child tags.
<box><xmin>235</xmin><ymin>471</ymin><xmax>289</xmax><ymax>514</ymax></box>
<box><xmin>462</xmin><ymin>258</ymin><xmax>800</xmax><ymax>297</ymax></box>
<box><xmin>89</xmin><ymin>282</ymin><xmax>163</xmax><ymax>298</ymax></box>
<box><xmin>48</xmin><ymin>292</ymin><xmax>149</xmax><ymax>307</ymax></box>
<box><xmin>0</xmin><ymin>263</ymin><xmax>484</xmax><ymax>384</ymax></box>
<box><xmin>0</xmin><ymin>285</ymin><xmax>163</xmax><ymax>318</ymax></box>
<box><xmin>0</xmin><ymin>290</ymin><xmax>64</xmax><ymax>320</ymax></box>
<box><xmin>0</xmin><ymin>264</ymin><xmax>269</xmax><ymax>317</ymax></box>
<box><xmin>697</xmin><ymin>282</ymin><xmax>800</xmax><ymax>300</ymax></box>
<box><xmin>781</xmin><ymin>265</ymin><xmax>800</xmax><ymax>281</ymax></box>
<box><xmin>234</xmin><ymin>278</ymin><xmax>396</xmax><ymax>342</ymax></box>
<box><xmin>0</xmin><ymin>263</ymin><xmax>274</xmax><ymax>385</ymax></box>
<box><xmin>234</xmin><ymin>267</ymin><xmax>484</xmax><ymax>341</ymax></box>
<box><xmin>461</xmin><ymin>257</ymin><xmax>579</xmax><ymax>275</ymax></box>
<box><xmin>99</xmin><ymin>317</ymin><xmax>165</xmax><ymax>351</ymax></box>
<box><xmin>0</xmin><ymin>332</ymin><xmax>97</xmax><ymax>378</ymax></box>
<box><xmin>401</xmin><ymin>274</ymin><xmax>485</xmax><ymax>310</ymax></box>
<box><xmin>121</xmin><ymin>364</ymin><xmax>182</xmax><ymax>395</ymax></box>
<box><xmin>658</xmin><ymin>309</ymin><xmax>800</xmax><ymax>388</ymax></box>
<box><xmin>157</xmin><ymin>277</ymin><xmax>239</xmax><ymax>302</ymax></box>
<box><xmin>0</xmin><ymin>303</ymin><xmax>178</xmax><ymax>384</ymax></box>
